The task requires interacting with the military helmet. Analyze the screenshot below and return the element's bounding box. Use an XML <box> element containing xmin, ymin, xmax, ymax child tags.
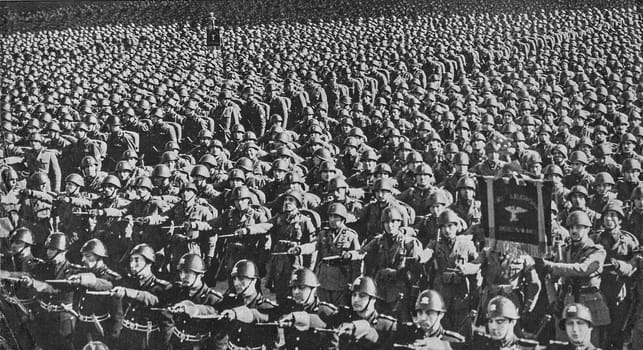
<box><xmin>486</xmin><ymin>295</ymin><xmax>519</xmax><ymax>320</ymax></box>
<box><xmin>81</xmin><ymin>156</ymin><xmax>98</xmax><ymax>167</ymax></box>
<box><xmin>381</xmin><ymin>206</ymin><xmax>404</xmax><ymax>222</ymax></box>
<box><xmin>568</xmin><ymin>185</ymin><xmax>589</xmax><ymax>199</ymax></box>
<box><xmin>135</xmin><ymin>176</ymin><xmax>153</xmax><ymax>191</ymax></box>
<box><xmin>102</xmin><ymin>175</ymin><xmax>121</xmax><ymax>189</ymax></box>
<box><xmin>360</xmin><ymin>150</ymin><xmax>378</xmax><ymax>161</ymax></box>
<box><xmin>428</xmin><ymin>190</ymin><xmax>449</xmax><ymax>206</ymax></box>
<box><xmin>565</xmin><ymin>210</ymin><xmax>592</xmax><ymax>227</ymax></box>
<box><xmin>231</xmin><ymin>259</ymin><xmax>259</xmax><ymax>279</ymax></box>
<box><xmin>602</xmin><ymin>201</ymin><xmax>624</xmax><ymax>218</ymax></box>
<box><xmin>232</xmin><ymin>185</ymin><xmax>252</xmax><ymax>200</ymax></box>
<box><xmin>177</xmin><ymin>253</ymin><xmax>206</xmax><ymax>274</ymax></box>
<box><xmin>569</xmin><ymin>151</ymin><xmax>589</xmax><ymax>165</ymax></box>
<box><xmin>282</xmin><ymin>189</ymin><xmax>304</xmax><ymax>207</ymax></box>
<box><xmin>45</xmin><ymin>233</ymin><xmax>68</xmax><ymax>251</ymax></box>
<box><xmin>453</xmin><ymin>152</ymin><xmax>470</xmax><ymax>166</ymax></box>
<box><xmin>80</xmin><ymin>238</ymin><xmax>108</xmax><ymax>258</ymax></box>
<box><xmin>272</xmin><ymin>159</ymin><xmax>290</xmax><ymax>172</ymax></box>
<box><xmin>152</xmin><ymin>164</ymin><xmax>171</xmax><ymax>178</ymax></box>
<box><xmin>30</xmin><ymin>172</ymin><xmax>50</xmax><ymax>186</ymax></box>
<box><xmin>65</xmin><ymin>173</ymin><xmax>85</xmax><ymax>187</ymax></box>
<box><xmin>161</xmin><ymin>151</ymin><xmax>179</xmax><ymax>163</ymax></box>
<box><xmin>415</xmin><ymin>289</ymin><xmax>447</xmax><ymax>313</ymax></box>
<box><xmin>631</xmin><ymin>185</ymin><xmax>643</xmax><ymax>200</ymax></box>
<box><xmin>122</xmin><ymin>149</ymin><xmax>139</xmax><ymax>160</ymax></box>
<box><xmin>28</xmin><ymin>133</ymin><xmax>44</xmax><ymax>142</ymax></box>
<box><xmin>559</xmin><ymin>303</ymin><xmax>593</xmax><ymax>329</ymax></box>
<box><xmin>438</xmin><ymin>209</ymin><xmax>460</xmax><ymax>226</ymax></box>
<box><xmin>191</xmin><ymin>165</ymin><xmax>210</xmax><ymax>178</ymax></box>
<box><xmin>10</xmin><ymin>227</ymin><xmax>34</xmax><ymax>246</ymax></box>
<box><xmin>456</xmin><ymin>176</ymin><xmax>476</xmax><ymax>190</ymax></box>
<box><xmin>622</xmin><ymin>158</ymin><xmax>642</xmax><ymax>172</ymax></box>
<box><xmin>350</xmin><ymin>276</ymin><xmax>379</xmax><ymax>299</ymax></box>
<box><xmin>328</xmin><ymin>203</ymin><xmax>348</xmax><ymax>219</ymax></box>
<box><xmin>329</xmin><ymin>177</ymin><xmax>349</xmax><ymax>191</ymax></box>
<box><xmin>373</xmin><ymin>178</ymin><xmax>395</xmax><ymax>192</ymax></box>
<box><xmin>414</xmin><ymin>163</ymin><xmax>433</xmax><ymax>176</ymax></box>
<box><xmin>289</xmin><ymin>268</ymin><xmax>320</xmax><ymax>288</ymax></box>
<box><xmin>129</xmin><ymin>243</ymin><xmax>156</xmax><ymax>263</ymax></box>
<box><xmin>115</xmin><ymin>160</ymin><xmax>133</xmax><ymax>173</ymax></box>
<box><xmin>199</xmin><ymin>154</ymin><xmax>217</xmax><ymax>168</ymax></box>
<box><xmin>543</xmin><ymin>164</ymin><xmax>564</xmax><ymax>177</ymax></box>
<box><xmin>594</xmin><ymin>172</ymin><xmax>615</xmax><ymax>186</ymax></box>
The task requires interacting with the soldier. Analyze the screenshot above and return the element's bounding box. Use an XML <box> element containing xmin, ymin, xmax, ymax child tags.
<box><xmin>625</xmin><ymin>185</ymin><xmax>643</xmax><ymax>241</ymax></box>
<box><xmin>414</xmin><ymin>190</ymin><xmax>451</xmax><ymax>247</ymax></box>
<box><xmin>240</xmin><ymin>189</ymin><xmax>317</xmax><ymax>303</ymax></box>
<box><xmin>590</xmin><ymin>201</ymin><xmax>638</xmax><ymax>350</ymax></box>
<box><xmin>161</xmin><ymin>253</ymin><xmax>225</xmax><ymax>350</ymax></box>
<box><xmin>588</xmin><ymin>172</ymin><xmax>617</xmax><ymax>213</ymax></box>
<box><xmin>392</xmin><ymin>290</ymin><xmax>465</xmax><ymax>349</ymax></box>
<box><xmin>151</xmin><ymin>164</ymin><xmax>180</xmax><ymax>198</ymax></box>
<box><xmin>356</xmin><ymin>178</ymin><xmax>414</xmax><ymax>242</ymax></box>
<box><xmin>111</xmin><ymin>243</ymin><xmax>173</xmax><ymax>350</ymax></box>
<box><xmin>469</xmin><ymin>296</ymin><xmax>539</xmax><ymax>350</ymax></box>
<box><xmin>81</xmin><ymin>156</ymin><xmax>108</xmax><ymax>196</ymax></box>
<box><xmin>23</xmin><ymin>233</ymin><xmax>79</xmax><ymax>350</ymax></box>
<box><xmin>423</xmin><ymin>209</ymin><xmax>479</xmax><ymax>334</ymax></box>
<box><xmin>104</xmin><ymin>115</ymin><xmax>137</xmax><ymax>171</ymax></box>
<box><xmin>397</xmin><ymin>163</ymin><xmax>441</xmax><ymax>217</ymax></box>
<box><xmin>22</xmin><ymin>132</ymin><xmax>62</xmax><ymax>192</ymax></box>
<box><xmin>547</xmin><ymin>303</ymin><xmax>598</xmax><ymax>350</ymax></box>
<box><xmin>316</xmin><ymin>203</ymin><xmax>361</xmax><ymax>307</ymax></box>
<box><xmin>64</xmin><ymin>122</ymin><xmax>103</xmax><ymax>176</ymax></box>
<box><xmin>69</xmin><ymin>239</ymin><xmax>122</xmax><ymax>349</ymax></box>
<box><xmin>450</xmin><ymin>176</ymin><xmax>482</xmax><ymax>227</ymax></box>
<box><xmin>616</xmin><ymin>158</ymin><xmax>642</xmax><ymax>203</ymax></box>
<box><xmin>558</xmin><ymin>185</ymin><xmax>600</xmax><ymax>230</ymax></box>
<box><xmin>55</xmin><ymin>173</ymin><xmax>92</xmax><ymax>237</ymax></box>
<box><xmin>563</xmin><ymin>151</ymin><xmax>594</xmax><ymax>190</ymax></box>
<box><xmin>190</xmin><ymin>185</ymin><xmax>269</xmax><ymax>276</ymax></box>
<box><xmin>19</xmin><ymin>172</ymin><xmax>55</xmax><ymax>255</ymax></box>
<box><xmin>345</xmin><ymin>207</ymin><xmax>423</xmax><ymax>321</ymax></box>
<box><xmin>539</xmin><ymin>211</ymin><xmax>609</xmax><ymax>346</ymax></box>
<box><xmin>189</xmin><ymin>164</ymin><xmax>220</xmax><ymax>205</ymax></box>
<box><xmin>216</xmin><ymin>259</ymin><xmax>279</xmax><ymax>349</ymax></box>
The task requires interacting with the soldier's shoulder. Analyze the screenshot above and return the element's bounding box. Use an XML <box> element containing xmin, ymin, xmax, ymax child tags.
<box><xmin>102</xmin><ymin>267</ymin><xmax>122</xmax><ymax>281</ymax></box>
<box><xmin>205</xmin><ymin>287</ymin><xmax>224</xmax><ymax>301</ymax></box>
<box><xmin>442</xmin><ymin>329</ymin><xmax>466</xmax><ymax>343</ymax></box>
<box><xmin>154</xmin><ymin>277</ymin><xmax>172</xmax><ymax>289</ymax></box>
<box><xmin>316</xmin><ymin>301</ymin><xmax>338</xmax><ymax>315</ymax></box>
<box><xmin>259</xmin><ymin>297</ymin><xmax>278</xmax><ymax>309</ymax></box>
<box><xmin>547</xmin><ymin>340</ymin><xmax>569</xmax><ymax>348</ymax></box>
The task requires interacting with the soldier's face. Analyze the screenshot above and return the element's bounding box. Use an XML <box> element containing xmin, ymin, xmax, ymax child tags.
<box><xmin>375</xmin><ymin>189</ymin><xmax>392</xmax><ymax>202</ymax></box>
<box><xmin>129</xmin><ymin>255</ymin><xmax>150</xmax><ymax>276</ymax></box>
<box><xmin>234</xmin><ymin>197</ymin><xmax>250</xmax><ymax>211</ymax></box>
<box><xmin>383</xmin><ymin>219</ymin><xmax>401</xmax><ymax>234</ymax></box>
<box><xmin>10</xmin><ymin>241</ymin><xmax>26</xmax><ymax>256</ymax></box>
<box><xmin>118</xmin><ymin>170</ymin><xmax>132</xmax><ymax>181</ymax></box>
<box><xmin>328</xmin><ymin>214</ymin><xmax>345</xmax><ymax>229</ymax></box>
<box><xmin>570</xmin><ymin>194</ymin><xmax>586</xmax><ymax>208</ymax></box>
<box><xmin>413</xmin><ymin>310</ymin><xmax>442</xmax><ymax>332</ymax></box>
<box><xmin>429</xmin><ymin>203</ymin><xmax>444</xmax><ymax>217</ymax></box>
<box><xmin>233</xmin><ymin>276</ymin><xmax>255</xmax><ymax>296</ymax></box>
<box><xmin>273</xmin><ymin>169</ymin><xmax>286</xmax><ymax>182</ymax></box>
<box><xmin>595</xmin><ymin>183</ymin><xmax>611</xmax><ymax>196</ymax></box>
<box><xmin>179</xmin><ymin>270</ymin><xmax>199</xmax><ymax>287</ymax></box>
<box><xmin>602</xmin><ymin>211</ymin><xmax>621</xmax><ymax>230</ymax></box>
<box><xmin>624</xmin><ymin>169</ymin><xmax>640</xmax><ymax>182</ymax></box>
<box><xmin>102</xmin><ymin>185</ymin><xmax>118</xmax><ymax>198</ymax></box>
<box><xmin>415</xmin><ymin>174</ymin><xmax>433</xmax><ymax>188</ymax></box>
<box><xmin>569</xmin><ymin>225</ymin><xmax>590</xmax><ymax>242</ymax></box>
<box><xmin>65</xmin><ymin>182</ymin><xmax>79</xmax><ymax>194</ymax></box>
<box><xmin>351</xmin><ymin>292</ymin><xmax>373</xmax><ymax>312</ymax></box>
<box><xmin>81</xmin><ymin>252</ymin><xmax>99</xmax><ymax>269</ymax></box>
<box><xmin>565</xmin><ymin>319</ymin><xmax>592</xmax><ymax>345</ymax></box>
<box><xmin>487</xmin><ymin>317</ymin><xmax>515</xmax><ymax>341</ymax></box>
<box><xmin>291</xmin><ymin>285</ymin><xmax>314</xmax><ymax>305</ymax></box>
<box><xmin>136</xmin><ymin>186</ymin><xmax>150</xmax><ymax>199</ymax></box>
<box><xmin>634</xmin><ymin>198</ymin><xmax>643</xmax><ymax>209</ymax></box>
<box><xmin>459</xmin><ymin>188</ymin><xmax>475</xmax><ymax>201</ymax></box>
<box><xmin>83</xmin><ymin>164</ymin><xmax>97</xmax><ymax>177</ymax></box>
<box><xmin>440</xmin><ymin>223</ymin><xmax>458</xmax><ymax>239</ymax></box>
<box><xmin>282</xmin><ymin>196</ymin><xmax>298</xmax><ymax>212</ymax></box>
<box><xmin>181</xmin><ymin>189</ymin><xmax>196</xmax><ymax>203</ymax></box>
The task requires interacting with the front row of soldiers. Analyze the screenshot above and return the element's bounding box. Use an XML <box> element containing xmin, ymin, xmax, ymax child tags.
<box><xmin>0</xmin><ymin>226</ymin><xmax>600</xmax><ymax>350</ymax></box>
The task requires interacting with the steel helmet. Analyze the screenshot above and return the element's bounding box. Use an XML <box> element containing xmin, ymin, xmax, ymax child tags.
<box><xmin>282</xmin><ymin>189</ymin><xmax>304</xmax><ymax>207</ymax></box>
<box><xmin>152</xmin><ymin>164</ymin><xmax>171</xmax><ymax>178</ymax></box>
<box><xmin>199</xmin><ymin>154</ymin><xmax>217</xmax><ymax>168</ymax></box>
<box><xmin>415</xmin><ymin>289</ymin><xmax>447</xmax><ymax>313</ymax></box>
<box><xmin>456</xmin><ymin>176</ymin><xmax>477</xmax><ymax>190</ymax></box>
<box><xmin>2</xmin><ymin>167</ymin><xmax>18</xmax><ymax>181</ymax></box>
<box><xmin>102</xmin><ymin>175</ymin><xmax>122</xmax><ymax>189</ymax></box>
<box><xmin>236</xmin><ymin>157</ymin><xmax>254</xmax><ymax>172</ymax></box>
<box><xmin>80</xmin><ymin>238</ymin><xmax>108</xmax><ymax>258</ymax></box>
<box><xmin>631</xmin><ymin>185</ymin><xmax>643</xmax><ymax>200</ymax></box>
<box><xmin>374</xmin><ymin>163</ymin><xmax>392</xmax><ymax>175</ymax></box>
<box><xmin>414</xmin><ymin>163</ymin><xmax>433</xmax><ymax>176</ymax></box>
<box><xmin>328</xmin><ymin>203</ymin><xmax>348</xmax><ymax>219</ymax></box>
<box><xmin>543</xmin><ymin>164</ymin><xmax>564</xmax><ymax>177</ymax></box>
<box><xmin>559</xmin><ymin>303</ymin><xmax>593</xmax><ymax>330</ymax></box>
<box><xmin>453</xmin><ymin>152</ymin><xmax>470</xmax><ymax>166</ymax></box>
<box><xmin>115</xmin><ymin>160</ymin><xmax>133</xmax><ymax>173</ymax></box>
<box><xmin>177</xmin><ymin>253</ymin><xmax>206</xmax><ymax>274</ymax></box>
<box><xmin>622</xmin><ymin>158</ymin><xmax>642</xmax><ymax>172</ymax></box>
<box><xmin>569</xmin><ymin>151</ymin><xmax>589</xmax><ymax>165</ymax></box>
<box><xmin>122</xmin><ymin>149</ymin><xmax>139</xmax><ymax>160</ymax></box>
<box><xmin>486</xmin><ymin>295</ymin><xmax>519</xmax><ymax>320</ymax></box>
<box><xmin>229</xmin><ymin>169</ymin><xmax>246</xmax><ymax>181</ymax></box>
<box><xmin>10</xmin><ymin>227</ymin><xmax>34</xmax><ymax>246</ymax></box>
<box><xmin>231</xmin><ymin>259</ymin><xmax>259</xmax><ymax>279</ymax></box>
<box><xmin>232</xmin><ymin>185</ymin><xmax>253</xmax><ymax>200</ymax></box>
<box><xmin>272</xmin><ymin>159</ymin><xmax>290</xmax><ymax>172</ymax></box>
<box><xmin>360</xmin><ymin>150</ymin><xmax>378</xmax><ymax>161</ymax></box>
<box><xmin>198</xmin><ymin>129</ymin><xmax>213</xmax><ymax>139</ymax></box>
<box><xmin>568</xmin><ymin>185</ymin><xmax>589</xmax><ymax>199</ymax></box>
<box><xmin>381</xmin><ymin>206</ymin><xmax>404</xmax><ymax>222</ymax></box>
<box><xmin>161</xmin><ymin>151</ymin><xmax>179</xmax><ymax>163</ymax></box>
<box><xmin>129</xmin><ymin>243</ymin><xmax>156</xmax><ymax>263</ymax></box>
<box><xmin>135</xmin><ymin>176</ymin><xmax>153</xmax><ymax>191</ymax></box>
<box><xmin>350</xmin><ymin>276</ymin><xmax>379</xmax><ymax>299</ymax></box>
<box><xmin>373</xmin><ymin>178</ymin><xmax>395</xmax><ymax>192</ymax></box>
<box><xmin>329</xmin><ymin>177</ymin><xmax>349</xmax><ymax>191</ymax></box>
<box><xmin>45</xmin><ymin>233</ymin><xmax>68</xmax><ymax>251</ymax></box>
<box><xmin>30</xmin><ymin>172</ymin><xmax>50</xmax><ymax>186</ymax></box>
<box><xmin>181</xmin><ymin>183</ymin><xmax>198</xmax><ymax>194</ymax></box>
<box><xmin>565</xmin><ymin>210</ymin><xmax>592</xmax><ymax>227</ymax></box>
<box><xmin>190</xmin><ymin>164</ymin><xmax>210</xmax><ymax>179</ymax></box>
<box><xmin>288</xmin><ymin>268</ymin><xmax>320</xmax><ymax>288</ymax></box>
<box><xmin>428</xmin><ymin>190</ymin><xmax>449</xmax><ymax>206</ymax></box>
<box><xmin>28</xmin><ymin>133</ymin><xmax>44</xmax><ymax>142</ymax></box>
<box><xmin>81</xmin><ymin>156</ymin><xmax>98</xmax><ymax>168</ymax></box>
<box><xmin>65</xmin><ymin>173</ymin><xmax>85</xmax><ymax>187</ymax></box>
<box><xmin>438</xmin><ymin>209</ymin><xmax>461</xmax><ymax>226</ymax></box>
<box><xmin>594</xmin><ymin>172</ymin><xmax>615</xmax><ymax>186</ymax></box>
<box><xmin>602</xmin><ymin>201</ymin><xmax>624</xmax><ymax>218</ymax></box>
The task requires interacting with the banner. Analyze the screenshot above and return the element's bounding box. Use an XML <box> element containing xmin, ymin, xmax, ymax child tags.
<box><xmin>478</xmin><ymin>176</ymin><xmax>552</xmax><ymax>257</ymax></box>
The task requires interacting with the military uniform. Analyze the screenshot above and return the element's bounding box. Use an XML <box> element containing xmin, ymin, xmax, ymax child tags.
<box><xmin>20</xmin><ymin>189</ymin><xmax>55</xmax><ymax>253</ymax></box>
<box><xmin>218</xmin><ymin>292</ymin><xmax>279</xmax><ymax>350</ymax></box>
<box><xmin>322</xmin><ymin>306</ymin><xmax>396</xmax><ymax>350</ymax></box>
<box><xmin>469</xmin><ymin>331</ymin><xmax>539</xmax><ymax>350</ymax></box>
<box><xmin>93</xmin><ymin>195</ymin><xmax>132</xmax><ymax>268</ymax></box>
<box><xmin>115</xmin><ymin>273</ymin><xmax>173</xmax><ymax>350</ymax></box>
<box><xmin>315</xmin><ymin>225</ymin><xmax>361</xmax><ymax>307</ymax></box>
<box><xmin>269</xmin><ymin>297</ymin><xmax>338</xmax><ymax>349</ymax></box>
<box><xmin>23</xmin><ymin>147</ymin><xmax>62</xmax><ymax>192</ymax></box>
<box><xmin>393</xmin><ymin>323</ymin><xmax>465</xmax><ymax>350</ymax></box>
<box><xmin>105</xmin><ymin>130</ymin><xmax>137</xmax><ymax>170</ymax></box>
<box><xmin>450</xmin><ymin>199</ymin><xmax>482</xmax><ymax>227</ymax></box>
<box><xmin>397</xmin><ymin>186</ymin><xmax>440</xmax><ymax>217</ymax></box>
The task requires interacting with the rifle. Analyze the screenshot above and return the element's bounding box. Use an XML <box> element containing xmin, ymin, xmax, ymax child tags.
<box><xmin>85</xmin><ymin>290</ymin><xmax>115</xmax><ymax>296</ymax></box>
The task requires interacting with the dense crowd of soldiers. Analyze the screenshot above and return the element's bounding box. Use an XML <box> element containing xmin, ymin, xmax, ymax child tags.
<box><xmin>0</xmin><ymin>0</ymin><xmax>642</xmax><ymax>349</ymax></box>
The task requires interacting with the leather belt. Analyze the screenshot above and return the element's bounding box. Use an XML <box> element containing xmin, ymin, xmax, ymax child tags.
<box><xmin>227</xmin><ymin>341</ymin><xmax>264</xmax><ymax>350</ymax></box>
<box><xmin>39</xmin><ymin>301</ymin><xmax>71</xmax><ymax>313</ymax></box>
<box><xmin>78</xmin><ymin>313</ymin><xmax>110</xmax><ymax>323</ymax></box>
<box><xmin>122</xmin><ymin>319</ymin><xmax>159</xmax><ymax>333</ymax></box>
<box><xmin>172</xmin><ymin>327</ymin><xmax>210</xmax><ymax>343</ymax></box>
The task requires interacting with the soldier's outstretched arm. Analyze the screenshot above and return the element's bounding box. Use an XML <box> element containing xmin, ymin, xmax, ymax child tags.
<box><xmin>544</xmin><ymin>247</ymin><xmax>606</xmax><ymax>276</ymax></box>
